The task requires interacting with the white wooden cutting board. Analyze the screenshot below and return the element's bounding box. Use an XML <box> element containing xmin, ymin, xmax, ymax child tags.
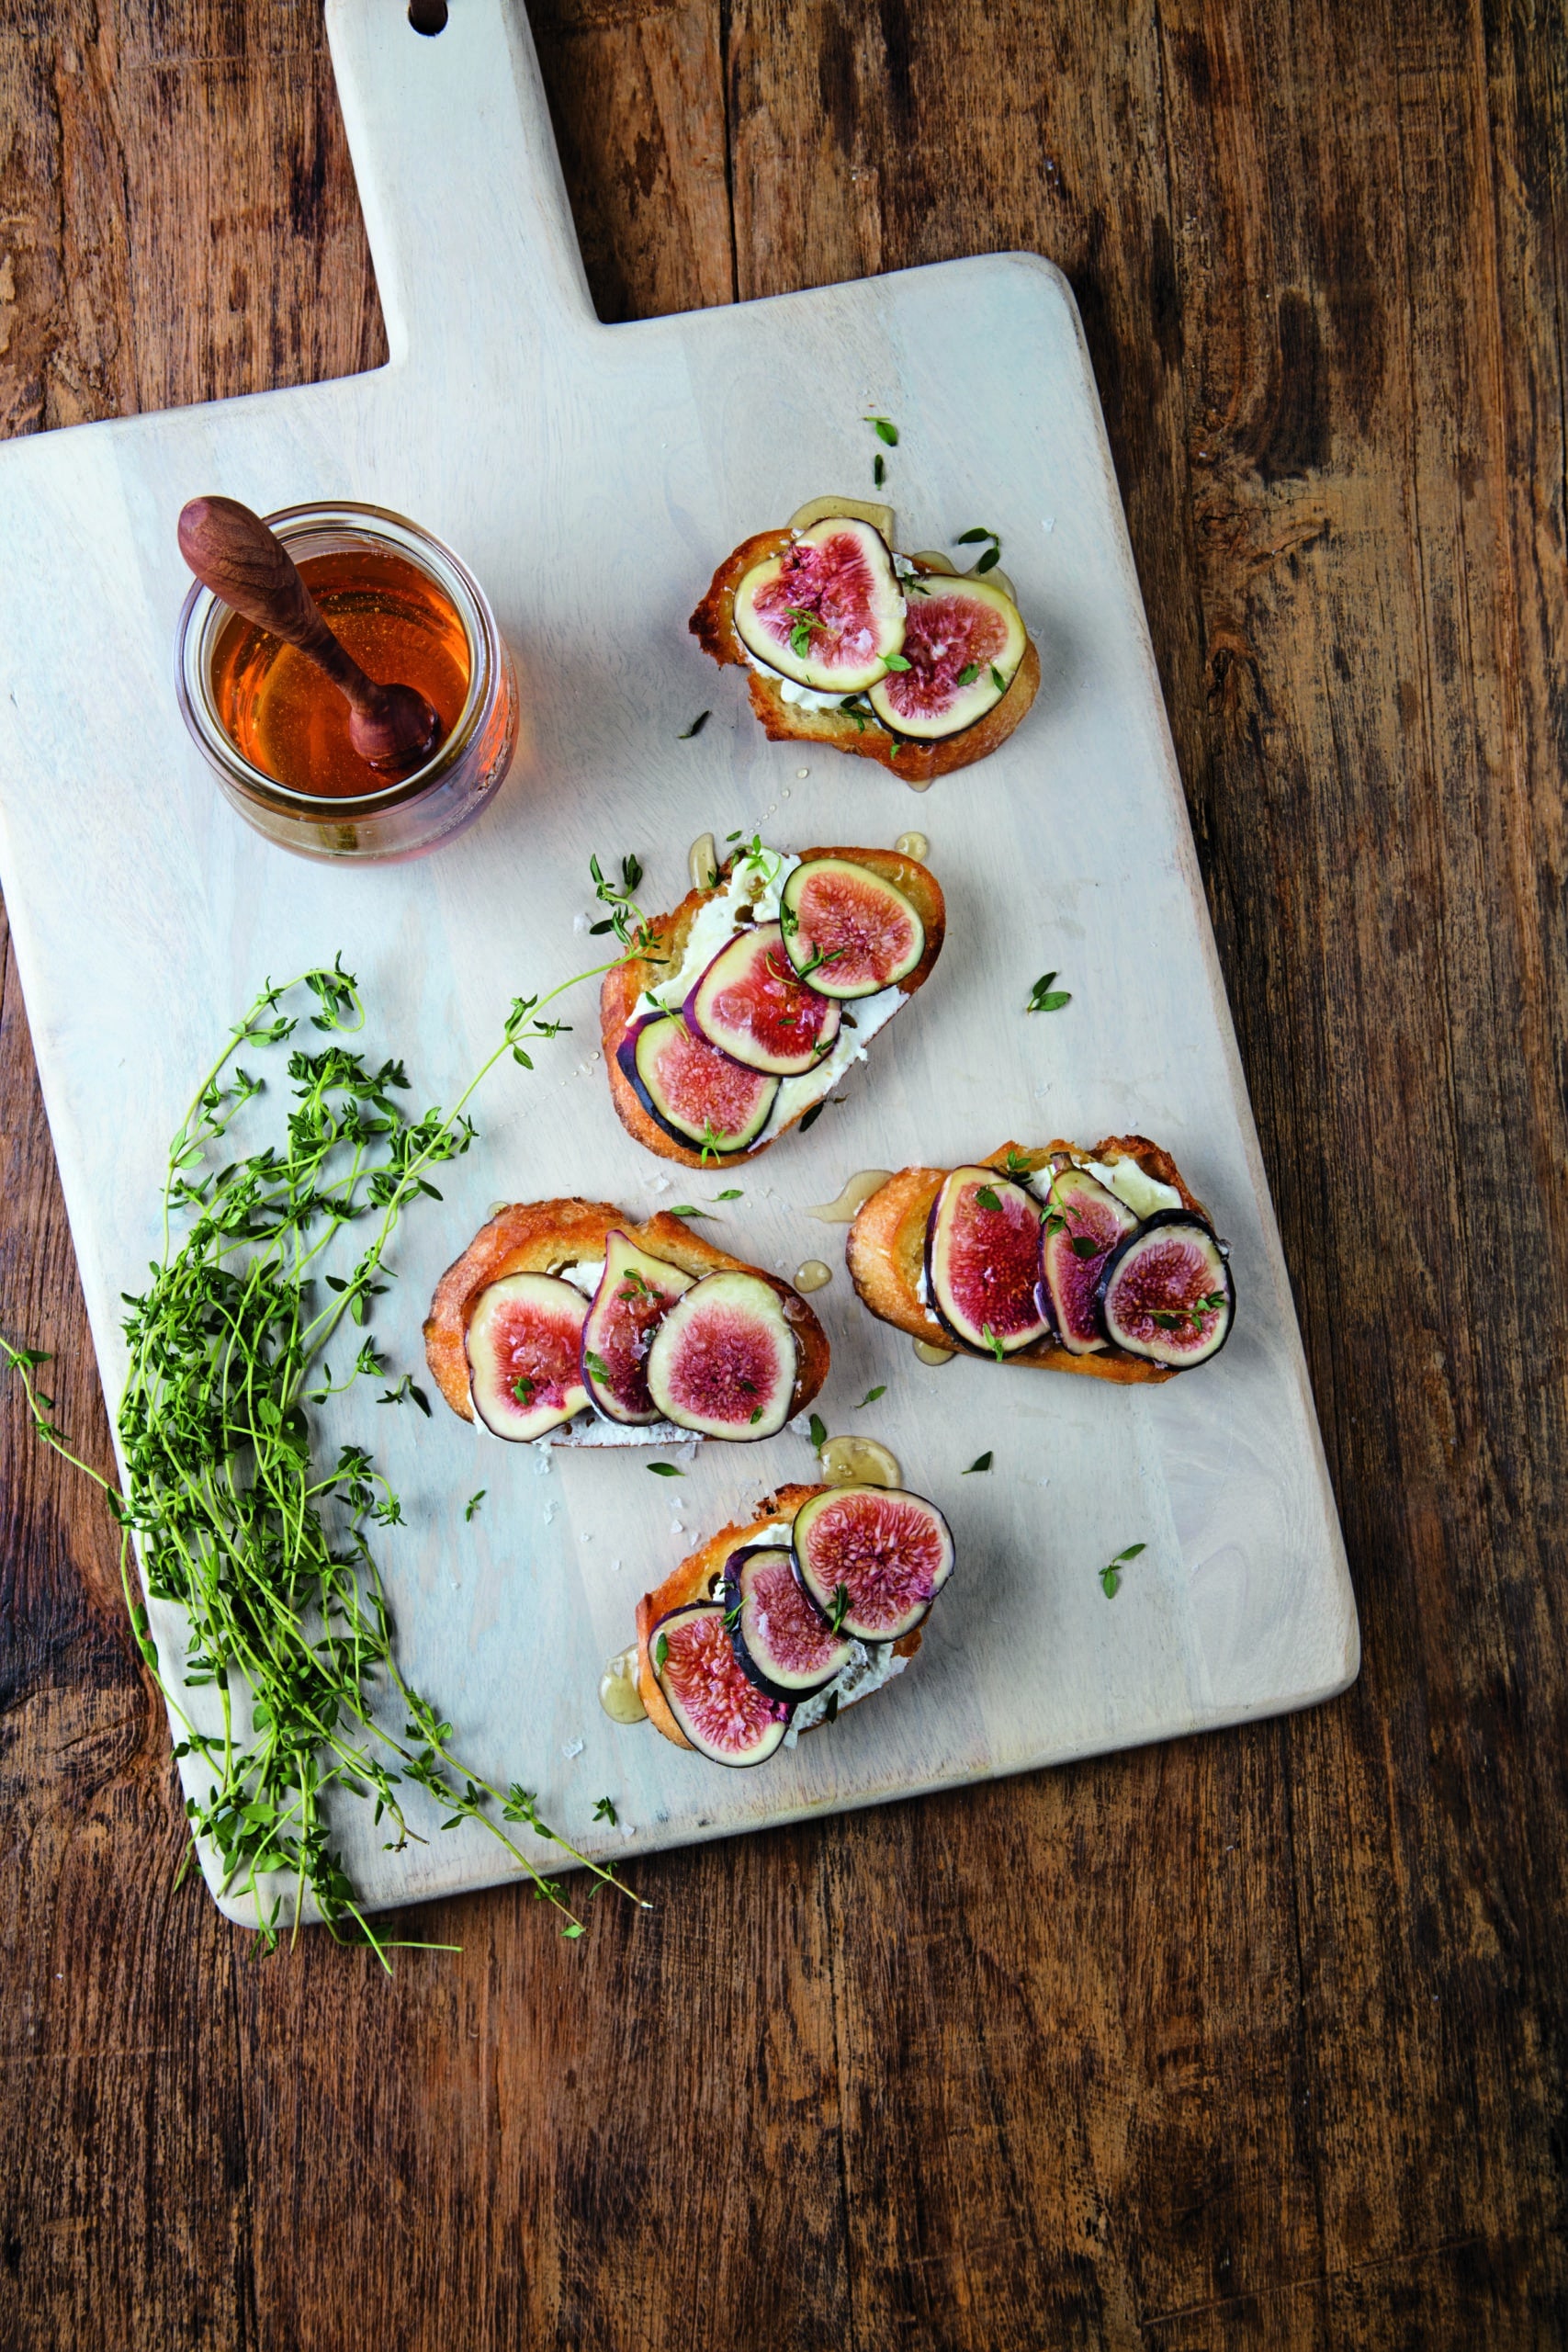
<box><xmin>0</xmin><ymin>0</ymin><xmax>1356</xmax><ymax>1925</ymax></box>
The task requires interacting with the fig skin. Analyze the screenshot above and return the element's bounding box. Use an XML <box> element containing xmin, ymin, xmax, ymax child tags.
<box><xmin>693</xmin><ymin>532</ymin><xmax>1040</xmax><ymax>784</ymax></box>
<box><xmin>423</xmin><ymin>1199</ymin><xmax>829</xmax><ymax>1428</ymax></box>
<box><xmin>846</xmin><ymin>1138</ymin><xmax>1214</xmax><ymax>1385</ymax></box>
<box><xmin>1039</xmin><ymin>1165</ymin><xmax>1139</xmax><ymax>1356</ymax></box>
<box><xmin>733</xmin><ymin>518</ymin><xmax>907</xmax><ymax>694</ymax></box>
<box><xmin>779</xmin><ymin>857</ymin><xmax>925</xmax><ymax>1000</ymax></box>
<box><xmin>636</xmin><ymin>1486</ymin><xmax>924</xmax><ymax>1751</ymax></box>
<box><xmin>791</xmin><ymin>1484</ymin><xmax>954</xmax><ymax>1643</ymax></box>
<box><xmin>1096</xmin><ymin>1212</ymin><xmax>1236</xmax><ymax>1367</ymax></box>
<box><xmin>649</xmin><ymin>1600</ymin><xmax>792</xmax><ymax>1766</ymax></box>
<box><xmin>619</xmin><ymin>1012</ymin><xmax>779</xmax><ymax>1153</ymax></box>
<box><xmin>683</xmin><ymin>922</ymin><xmax>840</xmax><ymax>1076</ymax></box>
<box><xmin>581</xmin><ymin>1230</ymin><xmax>694</xmax><ymax>1425</ymax></box>
<box><xmin>644</xmin><ymin>1270</ymin><xmax>798</xmax><ymax>1441</ymax></box>
<box><xmin>602</xmin><ymin>847</ymin><xmax>945</xmax><ymax>1170</ymax></box>
<box><xmin>924</xmin><ymin>1165</ymin><xmax>1051</xmax><ymax>1355</ymax></box>
<box><xmin>723</xmin><ymin>1544</ymin><xmax>853</xmax><ymax>1702</ymax></box>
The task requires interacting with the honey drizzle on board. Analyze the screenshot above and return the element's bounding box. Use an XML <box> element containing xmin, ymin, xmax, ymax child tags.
<box><xmin>817</xmin><ymin>1434</ymin><xmax>902</xmax><ymax>1488</ymax></box>
<box><xmin>805</xmin><ymin>1168</ymin><xmax>893</xmax><ymax>1224</ymax></box>
<box><xmin>912</xmin><ymin>1338</ymin><xmax>956</xmax><ymax>1364</ymax></box>
<box><xmin>598</xmin><ymin>1645</ymin><xmax>648</xmax><ymax>1724</ymax></box>
<box><xmin>894</xmin><ymin>830</ymin><xmax>929</xmax><ymax>860</ymax></box>
<box><xmin>795</xmin><ymin>1259</ymin><xmax>832</xmax><ymax>1292</ymax></box>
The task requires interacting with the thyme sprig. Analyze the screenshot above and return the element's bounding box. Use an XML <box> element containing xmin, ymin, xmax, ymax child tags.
<box><xmin>2</xmin><ymin>933</ymin><xmax>650</xmax><ymax>1965</ymax></box>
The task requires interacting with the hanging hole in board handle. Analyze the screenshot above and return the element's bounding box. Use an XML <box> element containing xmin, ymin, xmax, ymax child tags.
<box><xmin>408</xmin><ymin>0</ymin><xmax>448</xmax><ymax>32</ymax></box>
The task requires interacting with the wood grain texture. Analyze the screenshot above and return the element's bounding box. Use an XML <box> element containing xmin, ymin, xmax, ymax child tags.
<box><xmin>0</xmin><ymin>6</ymin><xmax>1563</xmax><ymax>2352</ymax></box>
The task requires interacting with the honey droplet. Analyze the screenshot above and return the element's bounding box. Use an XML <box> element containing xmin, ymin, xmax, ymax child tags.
<box><xmin>805</xmin><ymin>1168</ymin><xmax>893</xmax><ymax>1224</ymax></box>
<box><xmin>902</xmin><ymin>771</ymin><xmax>934</xmax><ymax>793</ymax></box>
<box><xmin>795</xmin><ymin>1259</ymin><xmax>832</xmax><ymax>1292</ymax></box>
<box><xmin>598</xmin><ymin>1645</ymin><xmax>648</xmax><ymax>1724</ymax></box>
<box><xmin>912</xmin><ymin>1338</ymin><xmax>956</xmax><ymax>1366</ymax></box>
<box><xmin>818</xmin><ymin>1433</ymin><xmax>901</xmax><ymax>1489</ymax></box>
<box><xmin>688</xmin><ymin>831</ymin><xmax>719</xmax><ymax>891</ymax></box>
<box><xmin>895</xmin><ymin>830</ymin><xmax>929</xmax><ymax>861</ymax></box>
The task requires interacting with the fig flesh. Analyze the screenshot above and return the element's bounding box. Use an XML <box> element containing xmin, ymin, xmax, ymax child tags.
<box><xmin>734</xmin><ymin>518</ymin><xmax>906</xmax><ymax>693</ymax></box>
<box><xmin>778</xmin><ymin>857</ymin><xmax>925</xmax><ymax>1001</ymax></box>
<box><xmin>925</xmin><ymin>1166</ymin><xmax>1049</xmax><ymax>1354</ymax></box>
<box><xmin>1096</xmin><ymin>1212</ymin><xmax>1235</xmax><ymax>1368</ymax></box>
<box><xmin>644</xmin><ymin>1270</ymin><xmax>797</xmax><ymax>1439</ymax></box>
<box><xmin>792</xmin><ymin>1485</ymin><xmax>954</xmax><ymax>1643</ymax></box>
<box><xmin>466</xmin><ymin>1272</ymin><xmax>590</xmax><ymax>1441</ymax></box>
<box><xmin>1040</xmin><ymin>1166</ymin><xmax>1140</xmax><ymax>1354</ymax></box>
<box><xmin>617</xmin><ymin>1013</ymin><xmax>778</xmax><ymax>1154</ymax></box>
<box><xmin>723</xmin><ymin>1543</ymin><xmax>853</xmax><ymax>1702</ymax></box>
<box><xmin>867</xmin><ymin>576</ymin><xmax>1027</xmax><ymax>739</ymax></box>
<box><xmin>651</xmin><ymin>1601</ymin><xmax>792</xmax><ymax>1766</ymax></box>
<box><xmin>685</xmin><ymin>922</ymin><xmax>840</xmax><ymax>1077</ymax></box>
<box><xmin>580</xmin><ymin>1231</ymin><xmax>694</xmax><ymax>1425</ymax></box>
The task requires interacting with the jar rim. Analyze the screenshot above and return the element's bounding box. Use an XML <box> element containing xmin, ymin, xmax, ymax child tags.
<box><xmin>175</xmin><ymin>500</ymin><xmax>498</xmax><ymax>816</ymax></box>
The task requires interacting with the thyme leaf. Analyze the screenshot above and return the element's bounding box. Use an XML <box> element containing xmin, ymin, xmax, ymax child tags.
<box><xmin>1099</xmin><ymin>1541</ymin><xmax>1146</xmax><ymax>1600</ymax></box>
<box><xmin>1026</xmin><ymin>970</ymin><xmax>1072</xmax><ymax>1014</ymax></box>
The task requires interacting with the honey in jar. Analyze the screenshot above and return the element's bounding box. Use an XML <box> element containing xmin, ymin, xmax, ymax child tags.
<box><xmin>209</xmin><ymin>547</ymin><xmax>470</xmax><ymax>798</ymax></box>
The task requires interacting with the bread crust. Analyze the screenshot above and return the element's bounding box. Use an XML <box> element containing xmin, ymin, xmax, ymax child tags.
<box><xmin>601</xmin><ymin>846</ymin><xmax>946</xmax><ymax>1167</ymax></box>
<box><xmin>690</xmin><ymin>527</ymin><xmax>1041</xmax><ymax>784</ymax></box>
<box><xmin>635</xmin><ymin>1484</ymin><xmax>921</xmax><ymax>1749</ymax></box>
<box><xmin>846</xmin><ymin>1138</ymin><xmax>1212</xmax><ymax>1386</ymax></box>
<box><xmin>423</xmin><ymin>1199</ymin><xmax>829</xmax><ymax>1427</ymax></box>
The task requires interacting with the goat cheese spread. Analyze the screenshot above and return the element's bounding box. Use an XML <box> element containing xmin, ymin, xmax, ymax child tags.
<box><xmin>784</xmin><ymin>1638</ymin><xmax>907</xmax><ymax>1746</ymax></box>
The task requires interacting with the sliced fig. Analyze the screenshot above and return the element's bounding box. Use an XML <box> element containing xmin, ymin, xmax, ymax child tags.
<box><xmin>925</xmin><ymin>1166</ymin><xmax>1049</xmax><ymax>1355</ymax></box>
<box><xmin>1096</xmin><ymin>1212</ymin><xmax>1235</xmax><ymax>1368</ymax></box>
<box><xmin>1040</xmin><ymin>1165</ymin><xmax>1140</xmax><ymax>1355</ymax></box>
<box><xmin>723</xmin><ymin>1543</ymin><xmax>853</xmax><ymax>1702</ymax></box>
<box><xmin>617</xmin><ymin>1013</ymin><xmax>778</xmax><ymax>1154</ymax></box>
<box><xmin>792</xmin><ymin>1485</ymin><xmax>954</xmax><ymax>1644</ymax></box>
<box><xmin>644</xmin><ymin>1270</ymin><xmax>797</xmax><ymax>1439</ymax></box>
<box><xmin>466</xmin><ymin>1272</ymin><xmax>590</xmax><ymax>1441</ymax></box>
<box><xmin>866</xmin><ymin>576</ymin><xmax>1027</xmax><ymax>739</ymax></box>
<box><xmin>651</xmin><ymin>1601</ymin><xmax>791</xmax><ymax>1766</ymax></box>
<box><xmin>580</xmin><ymin>1231</ymin><xmax>694</xmax><ymax>1424</ymax></box>
<box><xmin>778</xmin><ymin>857</ymin><xmax>925</xmax><ymax>1001</ymax></box>
<box><xmin>734</xmin><ymin>518</ymin><xmax>906</xmax><ymax>693</ymax></box>
<box><xmin>685</xmin><ymin>922</ymin><xmax>841</xmax><ymax>1076</ymax></box>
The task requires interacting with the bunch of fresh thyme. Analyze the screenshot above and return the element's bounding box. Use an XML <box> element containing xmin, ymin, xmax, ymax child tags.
<box><xmin>2</xmin><ymin>859</ymin><xmax>663</xmax><ymax>1965</ymax></box>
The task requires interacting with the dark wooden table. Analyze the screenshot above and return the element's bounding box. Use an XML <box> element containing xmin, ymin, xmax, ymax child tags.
<box><xmin>3</xmin><ymin>3</ymin><xmax>1564</xmax><ymax>2343</ymax></box>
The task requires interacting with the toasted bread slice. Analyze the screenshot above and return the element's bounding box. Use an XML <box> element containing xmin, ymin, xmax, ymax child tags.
<box><xmin>691</xmin><ymin>526</ymin><xmax>1041</xmax><ymax>785</ymax></box>
<box><xmin>601</xmin><ymin>845</ymin><xmax>945</xmax><ymax>1168</ymax></box>
<box><xmin>634</xmin><ymin>1485</ymin><xmax>923</xmax><ymax>1748</ymax></box>
<box><xmin>847</xmin><ymin>1137</ymin><xmax>1212</xmax><ymax>1386</ymax></box>
<box><xmin>423</xmin><ymin>1199</ymin><xmax>829</xmax><ymax>1435</ymax></box>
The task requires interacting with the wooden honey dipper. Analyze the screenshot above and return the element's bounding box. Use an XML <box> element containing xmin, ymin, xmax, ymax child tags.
<box><xmin>178</xmin><ymin>496</ymin><xmax>442</xmax><ymax>775</ymax></box>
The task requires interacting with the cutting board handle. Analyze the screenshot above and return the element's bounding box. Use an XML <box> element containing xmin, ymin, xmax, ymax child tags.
<box><xmin>324</xmin><ymin>0</ymin><xmax>595</xmax><ymax>368</ymax></box>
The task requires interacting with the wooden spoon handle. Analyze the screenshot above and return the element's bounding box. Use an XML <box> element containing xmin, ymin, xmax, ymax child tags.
<box><xmin>176</xmin><ymin>495</ymin><xmax>377</xmax><ymax>711</ymax></box>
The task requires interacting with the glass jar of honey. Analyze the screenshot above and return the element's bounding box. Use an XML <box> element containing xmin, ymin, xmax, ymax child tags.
<box><xmin>175</xmin><ymin>501</ymin><xmax>517</xmax><ymax>861</ymax></box>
